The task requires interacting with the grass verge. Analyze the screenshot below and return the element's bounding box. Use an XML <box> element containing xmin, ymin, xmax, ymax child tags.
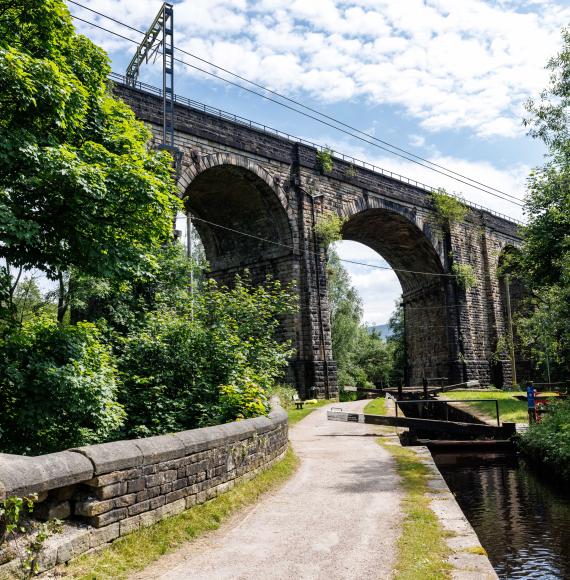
<box><xmin>60</xmin><ymin>448</ymin><xmax>299</xmax><ymax>580</ymax></box>
<box><xmin>380</xmin><ymin>440</ymin><xmax>452</xmax><ymax>580</ymax></box>
<box><xmin>287</xmin><ymin>400</ymin><xmax>331</xmax><ymax>425</ymax></box>
<box><xmin>364</xmin><ymin>397</ymin><xmax>387</xmax><ymax>415</ymax></box>
<box><xmin>440</xmin><ymin>390</ymin><xmax>557</xmax><ymax>423</ymax></box>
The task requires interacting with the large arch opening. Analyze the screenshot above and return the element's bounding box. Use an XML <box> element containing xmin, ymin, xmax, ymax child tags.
<box><xmin>183</xmin><ymin>164</ymin><xmax>294</xmax><ymax>282</ymax></box>
<box><xmin>181</xmin><ymin>162</ymin><xmax>301</xmax><ymax>383</ymax></box>
<box><xmin>340</xmin><ymin>208</ymin><xmax>458</xmax><ymax>386</ymax></box>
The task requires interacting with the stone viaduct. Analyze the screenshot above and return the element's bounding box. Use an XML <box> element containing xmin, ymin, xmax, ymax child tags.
<box><xmin>112</xmin><ymin>75</ymin><xmax>522</xmax><ymax>398</ymax></box>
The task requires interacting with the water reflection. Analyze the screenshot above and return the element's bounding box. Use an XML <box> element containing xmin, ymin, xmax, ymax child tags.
<box><xmin>433</xmin><ymin>453</ymin><xmax>570</xmax><ymax>579</ymax></box>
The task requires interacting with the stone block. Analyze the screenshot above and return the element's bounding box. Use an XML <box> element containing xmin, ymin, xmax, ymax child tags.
<box><xmin>165</xmin><ymin>488</ymin><xmax>187</xmax><ymax>504</ymax></box>
<box><xmin>139</xmin><ymin>508</ymin><xmax>162</xmax><ymax>528</ymax></box>
<box><xmin>75</xmin><ymin>498</ymin><xmax>114</xmax><ymax>518</ymax></box>
<box><xmin>56</xmin><ymin>531</ymin><xmax>91</xmax><ymax>564</ymax></box>
<box><xmin>91</xmin><ymin>507</ymin><xmax>128</xmax><ymax>528</ymax></box>
<box><xmin>128</xmin><ymin>500</ymin><xmax>150</xmax><ymax>516</ymax></box>
<box><xmin>127</xmin><ymin>478</ymin><xmax>145</xmax><ymax>493</ymax></box>
<box><xmin>96</xmin><ymin>481</ymin><xmax>127</xmax><ymax>500</ymax></box>
<box><xmin>115</xmin><ymin>493</ymin><xmax>137</xmax><ymax>508</ymax></box>
<box><xmin>84</xmin><ymin>468</ymin><xmax>140</xmax><ymax>487</ymax></box>
<box><xmin>149</xmin><ymin>496</ymin><xmax>165</xmax><ymax>510</ymax></box>
<box><xmin>172</xmin><ymin>477</ymin><xmax>188</xmax><ymax>491</ymax></box>
<box><xmin>0</xmin><ymin>451</ymin><xmax>93</xmax><ymax>497</ymax></box>
<box><xmin>72</xmin><ymin>440</ymin><xmax>142</xmax><ymax>476</ymax></box>
<box><xmin>35</xmin><ymin>501</ymin><xmax>71</xmax><ymax>521</ymax></box>
<box><xmin>89</xmin><ymin>522</ymin><xmax>120</xmax><ymax>549</ymax></box>
<box><xmin>120</xmin><ymin>514</ymin><xmax>141</xmax><ymax>536</ymax></box>
<box><xmin>173</xmin><ymin>426</ymin><xmax>227</xmax><ymax>455</ymax></box>
<box><xmin>133</xmin><ymin>434</ymin><xmax>186</xmax><ymax>466</ymax></box>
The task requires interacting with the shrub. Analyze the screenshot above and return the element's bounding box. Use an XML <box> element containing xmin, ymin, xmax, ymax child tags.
<box><xmin>266</xmin><ymin>384</ymin><xmax>299</xmax><ymax>409</ymax></box>
<box><xmin>0</xmin><ymin>317</ymin><xmax>124</xmax><ymax>454</ymax></box>
<box><xmin>431</xmin><ymin>189</ymin><xmax>469</xmax><ymax>225</ymax></box>
<box><xmin>452</xmin><ymin>262</ymin><xmax>477</xmax><ymax>290</ymax></box>
<box><xmin>314</xmin><ymin>213</ymin><xmax>346</xmax><ymax>248</ymax></box>
<box><xmin>518</xmin><ymin>399</ymin><xmax>570</xmax><ymax>482</ymax></box>
<box><xmin>316</xmin><ymin>147</ymin><xmax>334</xmax><ymax>174</ymax></box>
<box><xmin>219</xmin><ymin>378</ymin><xmax>269</xmax><ymax>422</ymax></box>
<box><xmin>118</xmin><ymin>276</ymin><xmax>297</xmax><ymax>436</ymax></box>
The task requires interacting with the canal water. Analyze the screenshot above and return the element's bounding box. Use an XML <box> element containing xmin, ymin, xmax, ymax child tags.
<box><xmin>433</xmin><ymin>453</ymin><xmax>570</xmax><ymax>579</ymax></box>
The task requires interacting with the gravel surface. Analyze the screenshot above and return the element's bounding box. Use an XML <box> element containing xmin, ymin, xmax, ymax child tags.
<box><xmin>133</xmin><ymin>400</ymin><xmax>402</xmax><ymax>580</ymax></box>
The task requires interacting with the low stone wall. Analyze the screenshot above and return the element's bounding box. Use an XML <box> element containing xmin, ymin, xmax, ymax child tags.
<box><xmin>0</xmin><ymin>406</ymin><xmax>288</xmax><ymax>574</ymax></box>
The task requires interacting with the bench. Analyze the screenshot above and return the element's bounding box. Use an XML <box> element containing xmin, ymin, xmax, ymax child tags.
<box><xmin>292</xmin><ymin>394</ymin><xmax>304</xmax><ymax>409</ymax></box>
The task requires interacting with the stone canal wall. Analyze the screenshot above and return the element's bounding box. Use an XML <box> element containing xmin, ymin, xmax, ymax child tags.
<box><xmin>0</xmin><ymin>406</ymin><xmax>288</xmax><ymax>573</ymax></box>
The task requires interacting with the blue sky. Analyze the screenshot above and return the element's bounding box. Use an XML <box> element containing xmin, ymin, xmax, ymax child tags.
<box><xmin>69</xmin><ymin>0</ymin><xmax>570</xmax><ymax>323</ymax></box>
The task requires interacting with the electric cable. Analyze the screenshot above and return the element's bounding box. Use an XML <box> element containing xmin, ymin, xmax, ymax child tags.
<box><xmin>68</xmin><ymin>6</ymin><xmax>524</xmax><ymax>208</ymax></box>
<box><xmin>68</xmin><ymin>0</ymin><xmax>522</xmax><ymax>203</ymax></box>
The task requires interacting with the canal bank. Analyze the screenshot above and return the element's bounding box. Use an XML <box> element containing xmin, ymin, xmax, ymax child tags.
<box><xmin>383</xmin><ymin>394</ymin><xmax>570</xmax><ymax>579</ymax></box>
<box><xmin>433</xmin><ymin>451</ymin><xmax>570</xmax><ymax>579</ymax></box>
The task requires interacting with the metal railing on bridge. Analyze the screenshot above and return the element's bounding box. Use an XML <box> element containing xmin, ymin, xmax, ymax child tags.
<box><xmin>108</xmin><ymin>71</ymin><xmax>523</xmax><ymax>226</ymax></box>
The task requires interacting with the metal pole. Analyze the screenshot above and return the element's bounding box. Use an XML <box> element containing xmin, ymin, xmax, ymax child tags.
<box><xmin>504</xmin><ymin>274</ymin><xmax>517</xmax><ymax>387</ymax></box>
<box><xmin>187</xmin><ymin>213</ymin><xmax>194</xmax><ymax>319</ymax></box>
<box><xmin>495</xmin><ymin>400</ymin><xmax>500</xmax><ymax>426</ymax></box>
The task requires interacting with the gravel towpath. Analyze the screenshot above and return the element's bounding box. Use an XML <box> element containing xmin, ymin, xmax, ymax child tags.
<box><xmin>133</xmin><ymin>399</ymin><xmax>402</xmax><ymax>580</ymax></box>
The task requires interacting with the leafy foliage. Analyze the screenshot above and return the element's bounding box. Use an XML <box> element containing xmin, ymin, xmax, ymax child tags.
<box><xmin>117</xmin><ymin>275</ymin><xmax>297</xmax><ymax>437</ymax></box>
<box><xmin>431</xmin><ymin>189</ymin><xmax>469</xmax><ymax>226</ymax></box>
<box><xmin>0</xmin><ymin>494</ymin><xmax>63</xmax><ymax>579</ymax></box>
<box><xmin>0</xmin><ymin>0</ymin><xmax>300</xmax><ymax>456</ymax></box>
<box><xmin>0</xmin><ymin>317</ymin><xmax>125</xmax><ymax>454</ymax></box>
<box><xmin>314</xmin><ymin>213</ymin><xmax>346</xmax><ymax>248</ymax></box>
<box><xmin>0</xmin><ymin>0</ymin><xmax>180</xmax><ymax>322</ymax></box>
<box><xmin>316</xmin><ymin>147</ymin><xmax>334</xmax><ymax>174</ymax></box>
<box><xmin>327</xmin><ymin>248</ymin><xmax>399</xmax><ymax>390</ymax></box>
<box><xmin>452</xmin><ymin>262</ymin><xmax>477</xmax><ymax>290</ymax></box>
<box><xmin>510</xmin><ymin>27</ymin><xmax>570</xmax><ymax>379</ymax></box>
<box><xmin>519</xmin><ymin>399</ymin><xmax>570</xmax><ymax>482</ymax></box>
<box><xmin>219</xmin><ymin>379</ymin><xmax>269</xmax><ymax>423</ymax></box>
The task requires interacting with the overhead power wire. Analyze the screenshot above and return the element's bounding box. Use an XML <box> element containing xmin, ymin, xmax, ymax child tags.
<box><xmin>184</xmin><ymin>215</ymin><xmax>461</xmax><ymax>279</ymax></box>
<box><xmin>68</xmin><ymin>4</ymin><xmax>524</xmax><ymax>208</ymax></box>
<box><xmin>68</xmin><ymin>0</ymin><xmax>522</xmax><ymax>203</ymax></box>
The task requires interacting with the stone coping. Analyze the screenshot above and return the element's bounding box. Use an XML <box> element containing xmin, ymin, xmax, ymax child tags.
<box><xmin>0</xmin><ymin>407</ymin><xmax>287</xmax><ymax>500</ymax></box>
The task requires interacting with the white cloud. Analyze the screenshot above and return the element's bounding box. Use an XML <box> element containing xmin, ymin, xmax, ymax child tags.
<box><xmin>69</xmin><ymin>0</ymin><xmax>570</xmax><ymax>138</ymax></box>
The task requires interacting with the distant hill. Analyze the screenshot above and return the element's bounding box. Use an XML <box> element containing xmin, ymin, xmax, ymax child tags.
<box><xmin>367</xmin><ymin>323</ymin><xmax>393</xmax><ymax>339</ymax></box>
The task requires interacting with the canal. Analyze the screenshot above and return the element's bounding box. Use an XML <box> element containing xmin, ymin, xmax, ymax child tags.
<box><xmin>433</xmin><ymin>452</ymin><xmax>570</xmax><ymax>579</ymax></box>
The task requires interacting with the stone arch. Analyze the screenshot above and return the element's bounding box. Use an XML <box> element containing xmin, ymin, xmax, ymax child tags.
<box><xmin>178</xmin><ymin>152</ymin><xmax>301</xmax><ymax>384</ymax></box>
<box><xmin>178</xmin><ymin>151</ymin><xmax>297</xmax><ymax>248</ymax></box>
<box><xmin>339</xmin><ymin>200</ymin><xmax>458</xmax><ymax>385</ymax></box>
<box><xmin>179</xmin><ymin>152</ymin><xmax>298</xmax><ymax>276</ymax></box>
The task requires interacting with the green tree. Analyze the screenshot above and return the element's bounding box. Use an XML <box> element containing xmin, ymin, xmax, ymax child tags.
<box><xmin>0</xmin><ymin>0</ymin><xmax>180</xmax><ymax>323</ymax></box>
<box><xmin>388</xmin><ymin>301</ymin><xmax>406</xmax><ymax>385</ymax></box>
<box><xmin>0</xmin><ymin>317</ymin><xmax>124</xmax><ymax>454</ymax></box>
<box><xmin>327</xmin><ymin>248</ymin><xmax>397</xmax><ymax>389</ymax></box>
<box><xmin>515</xmin><ymin>27</ymin><xmax>570</xmax><ymax>377</ymax></box>
<box><xmin>327</xmin><ymin>249</ymin><xmax>362</xmax><ymax>383</ymax></box>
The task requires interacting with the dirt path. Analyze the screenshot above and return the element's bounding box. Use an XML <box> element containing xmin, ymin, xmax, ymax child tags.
<box><xmin>133</xmin><ymin>400</ymin><xmax>402</xmax><ymax>580</ymax></box>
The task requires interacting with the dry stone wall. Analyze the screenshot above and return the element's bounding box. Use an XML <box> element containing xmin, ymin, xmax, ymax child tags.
<box><xmin>0</xmin><ymin>407</ymin><xmax>288</xmax><ymax>574</ymax></box>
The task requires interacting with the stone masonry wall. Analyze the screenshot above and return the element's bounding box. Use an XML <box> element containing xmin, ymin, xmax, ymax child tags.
<box><xmin>113</xmin><ymin>81</ymin><xmax>522</xmax><ymax>389</ymax></box>
<box><xmin>0</xmin><ymin>406</ymin><xmax>288</xmax><ymax>574</ymax></box>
